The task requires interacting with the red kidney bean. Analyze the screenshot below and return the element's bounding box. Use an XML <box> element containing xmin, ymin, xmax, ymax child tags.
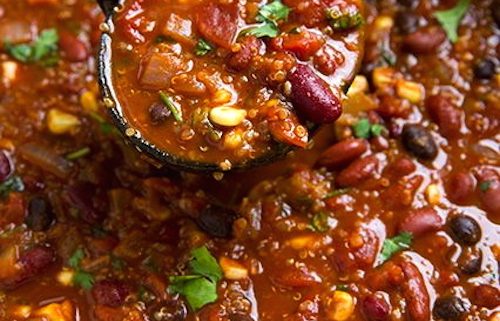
<box><xmin>316</xmin><ymin>138</ymin><xmax>368</xmax><ymax>169</ymax></box>
<box><xmin>426</xmin><ymin>94</ymin><xmax>463</xmax><ymax>138</ymax></box>
<box><xmin>0</xmin><ymin>149</ymin><xmax>13</xmax><ymax>182</ymax></box>
<box><xmin>92</xmin><ymin>279</ymin><xmax>130</xmax><ymax>307</ymax></box>
<box><xmin>399</xmin><ymin>261</ymin><xmax>431</xmax><ymax>321</ymax></box>
<box><xmin>59</xmin><ymin>31</ymin><xmax>89</xmax><ymax>62</ymax></box>
<box><xmin>474</xmin><ymin>167</ymin><xmax>500</xmax><ymax>215</ymax></box>
<box><xmin>446</xmin><ymin>172</ymin><xmax>475</xmax><ymax>204</ymax></box>
<box><xmin>403</xmin><ymin>26</ymin><xmax>446</xmax><ymax>55</ymax></box>
<box><xmin>276</xmin><ymin>266</ymin><xmax>322</xmax><ymax>287</ymax></box>
<box><xmin>473</xmin><ymin>284</ymin><xmax>500</xmax><ymax>309</ymax></box>
<box><xmin>362</xmin><ymin>293</ymin><xmax>391</xmax><ymax>321</ymax></box>
<box><xmin>388</xmin><ymin>156</ymin><xmax>416</xmax><ymax>177</ymax></box>
<box><xmin>336</xmin><ymin>155</ymin><xmax>379</xmax><ymax>187</ymax></box>
<box><xmin>398</xmin><ymin>207</ymin><xmax>444</xmax><ymax>236</ymax></box>
<box><xmin>288</xmin><ymin>64</ymin><xmax>342</xmax><ymax>124</ymax></box>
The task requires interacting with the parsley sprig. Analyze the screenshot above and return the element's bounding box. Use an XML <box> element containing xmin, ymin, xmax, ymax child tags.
<box><xmin>244</xmin><ymin>0</ymin><xmax>291</xmax><ymax>38</ymax></box>
<box><xmin>68</xmin><ymin>248</ymin><xmax>95</xmax><ymax>290</ymax></box>
<box><xmin>194</xmin><ymin>38</ymin><xmax>214</xmax><ymax>56</ymax></box>
<box><xmin>4</xmin><ymin>29</ymin><xmax>59</xmax><ymax>66</ymax></box>
<box><xmin>169</xmin><ymin>246</ymin><xmax>222</xmax><ymax>310</ymax></box>
<box><xmin>378</xmin><ymin>232</ymin><xmax>413</xmax><ymax>264</ymax></box>
<box><xmin>434</xmin><ymin>0</ymin><xmax>470</xmax><ymax>43</ymax></box>
<box><xmin>352</xmin><ymin>118</ymin><xmax>385</xmax><ymax>139</ymax></box>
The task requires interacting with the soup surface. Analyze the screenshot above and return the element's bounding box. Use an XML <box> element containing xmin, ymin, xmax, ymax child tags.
<box><xmin>0</xmin><ymin>0</ymin><xmax>499</xmax><ymax>321</ymax></box>
<box><xmin>111</xmin><ymin>0</ymin><xmax>364</xmax><ymax>168</ymax></box>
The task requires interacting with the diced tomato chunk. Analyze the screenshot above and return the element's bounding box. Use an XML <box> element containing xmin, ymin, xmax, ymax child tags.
<box><xmin>196</xmin><ymin>2</ymin><xmax>238</xmax><ymax>49</ymax></box>
<box><xmin>272</xmin><ymin>31</ymin><xmax>325</xmax><ymax>61</ymax></box>
<box><xmin>138</xmin><ymin>51</ymin><xmax>188</xmax><ymax>89</ymax></box>
<box><xmin>115</xmin><ymin>0</ymin><xmax>148</xmax><ymax>44</ymax></box>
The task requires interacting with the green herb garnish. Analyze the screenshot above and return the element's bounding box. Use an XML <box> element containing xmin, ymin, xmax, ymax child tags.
<box><xmin>4</xmin><ymin>29</ymin><xmax>59</xmax><ymax>66</ymax></box>
<box><xmin>353</xmin><ymin>118</ymin><xmax>386</xmax><ymax>139</ymax></box>
<box><xmin>434</xmin><ymin>0</ymin><xmax>470</xmax><ymax>43</ymax></box>
<box><xmin>68</xmin><ymin>248</ymin><xmax>95</xmax><ymax>290</ymax></box>
<box><xmin>66</xmin><ymin>147</ymin><xmax>90</xmax><ymax>160</ymax></box>
<box><xmin>194</xmin><ymin>38</ymin><xmax>214</xmax><ymax>56</ymax></box>
<box><xmin>479</xmin><ymin>180</ymin><xmax>491</xmax><ymax>192</ymax></box>
<box><xmin>0</xmin><ymin>176</ymin><xmax>24</xmax><ymax>199</ymax></box>
<box><xmin>310</xmin><ymin>212</ymin><xmax>337</xmax><ymax>232</ymax></box>
<box><xmin>326</xmin><ymin>6</ymin><xmax>364</xmax><ymax>30</ymax></box>
<box><xmin>244</xmin><ymin>0</ymin><xmax>290</xmax><ymax>38</ymax></box>
<box><xmin>378</xmin><ymin>232</ymin><xmax>413</xmax><ymax>263</ymax></box>
<box><xmin>89</xmin><ymin>111</ymin><xmax>116</xmax><ymax>135</ymax></box>
<box><xmin>169</xmin><ymin>246</ymin><xmax>222</xmax><ymax>310</ymax></box>
<box><xmin>159</xmin><ymin>91</ymin><xmax>183</xmax><ymax>122</ymax></box>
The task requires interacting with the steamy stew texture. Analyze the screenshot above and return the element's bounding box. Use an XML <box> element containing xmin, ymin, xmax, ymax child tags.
<box><xmin>0</xmin><ymin>0</ymin><xmax>499</xmax><ymax>321</ymax></box>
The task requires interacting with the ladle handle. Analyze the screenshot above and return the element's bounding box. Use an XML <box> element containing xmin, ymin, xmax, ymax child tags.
<box><xmin>97</xmin><ymin>0</ymin><xmax>120</xmax><ymax>17</ymax></box>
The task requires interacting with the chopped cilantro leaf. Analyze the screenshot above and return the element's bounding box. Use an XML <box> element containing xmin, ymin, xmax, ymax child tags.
<box><xmin>326</xmin><ymin>6</ymin><xmax>364</xmax><ymax>30</ymax></box>
<box><xmin>310</xmin><ymin>212</ymin><xmax>337</xmax><ymax>232</ymax></box>
<box><xmin>378</xmin><ymin>232</ymin><xmax>413</xmax><ymax>263</ymax></box>
<box><xmin>243</xmin><ymin>0</ymin><xmax>290</xmax><ymax>38</ymax></box>
<box><xmin>256</xmin><ymin>0</ymin><xmax>291</xmax><ymax>23</ymax></box>
<box><xmin>73</xmin><ymin>270</ymin><xmax>94</xmax><ymax>290</ymax></box>
<box><xmin>189</xmin><ymin>246</ymin><xmax>223</xmax><ymax>283</ymax></box>
<box><xmin>194</xmin><ymin>39</ymin><xmax>214</xmax><ymax>56</ymax></box>
<box><xmin>68</xmin><ymin>248</ymin><xmax>94</xmax><ymax>290</ymax></box>
<box><xmin>5</xmin><ymin>29</ymin><xmax>59</xmax><ymax>66</ymax></box>
<box><xmin>169</xmin><ymin>276</ymin><xmax>218</xmax><ymax>311</ymax></box>
<box><xmin>168</xmin><ymin>246</ymin><xmax>222</xmax><ymax>311</ymax></box>
<box><xmin>434</xmin><ymin>0</ymin><xmax>470</xmax><ymax>43</ymax></box>
<box><xmin>370</xmin><ymin>124</ymin><xmax>385</xmax><ymax>137</ymax></box>
<box><xmin>0</xmin><ymin>176</ymin><xmax>24</xmax><ymax>199</ymax></box>
<box><xmin>479</xmin><ymin>180</ymin><xmax>491</xmax><ymax>192</ymax></box>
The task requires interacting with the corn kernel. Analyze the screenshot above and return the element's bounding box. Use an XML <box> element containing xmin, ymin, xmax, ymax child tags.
<box><xmin>347</xmin><ymin>75</ymin><xmax>369</xmax><ymax>96</ymax></box>
<box><xmin>57</xmin><ymin>269</ymin><xmax>75</xmax><ymax>286</ymax></box>
<box><xmin>223</xmin><ymin>130</ymin><xmax>243</xmax><ymax>149</ymax></box>
<box><xmin>326</xmin><ymin>291</ymin><xmax>355</xmax><ymax>321</ymax></box>
<box><xmin>373</xmin><ymin>67</ymin><xmax>396</xmax><ymax>89</ymax></box>
<box><xmin>32</xmin><ymin>300</ymin><xmax>75</xmax><ymax>321</ymax></box>
<box><xmin>209</xmin><ymin>106</ymin><xmax>247</xmax><ymax>127</ymax></box>
<box><xmin>80</xmin><ymin>90</ymin><xmax>98</xmax><ymax>113</ymax></box>
<box><xmin>220</xmin><ymin>257</ymin><xmax>248</xmax><ymax>280</ymax></box>
<box><xmin>11</xmin><ymin>305</ymin><xmax>32</xmax><ymax>318</ymax></box>
<box><xmin>490</xmin><ymin>311</ymin><xmax>500</xmax><ymax>321</ymax></box>
<box><xmin>212</xmin><ymin>89</ymin><xmax>232</xmax><ymax>105</ymax></box>
<box><xmin>396</xmin><ymin>79</ymin><xmax>425</xmax><ymax>104</ymax></box>
<box><xmin>374</xmin><ymin>15</ymin><xmax>394</xmax><ymax>30</ymax></box>
<box><xmin>2</xmin><ymin>61</ymin><xmax>18</xmax><ymax>82</ymax></box>
<box><xmin>286</xmin><ymin>234</ymin><xmax>324</xmax><ymax>250</ymax></box>
<box><xmin>47</xmin><ymin>109</ymin><xmax>81</xmax><ymax>135</ymax></box>
<box><xmin>425</xmin><ymin>184</ymin><xmax>441</xmax><ymax>205</ymax></box>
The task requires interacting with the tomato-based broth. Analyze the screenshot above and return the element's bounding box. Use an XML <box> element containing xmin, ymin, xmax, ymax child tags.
<box><xmin>0</xmin><ymin>0</ymin><xmax>499</xmax><ymax>321</ymax></box>
<box><xmin>111</xmin><ymin>0</ymin><xmax>363</xmax><ymax>167</ymax></box>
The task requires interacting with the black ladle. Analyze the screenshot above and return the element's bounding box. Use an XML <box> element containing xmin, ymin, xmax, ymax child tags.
<box><xmin>96</xmin><ymin>0</ymin><xmax>363</xmax><ymax>172</ymax></box>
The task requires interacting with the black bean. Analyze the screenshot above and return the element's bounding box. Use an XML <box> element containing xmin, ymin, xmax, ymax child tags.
<box><xmin>395</xmin><ymin>11</ymin><xmax>419</xmax><ymax>34</ymax></box>
<box><xmin>149</xmin><ymin>102</ymin><xmax>171</xmax><ymax>124</ymax></box>
<box><xmin>433</xmin><ymin>296</ymin><xmax>469</xmax><ymax>320</ymax></box>
<box><xmin>92</xmin><ymin>279</ymin><xmax>130</xmax><ymax>307</ymax></box>
<box><xmin>196</xmin><ymin>205</ymin><xmax>235</xmax><ymax>238</ymax></box>
<box><xmin>0</xmin><ymin>149</ymin><xmax>13</xmax><ymax>182</ymax></box>
<box><xmin>459</xmin><ymin>253</ymin><xmax>482</xmax><ymax>275</ymax></box>
<box><xmin>25</xmin><ymin>196</ymin><xmax>55</xmax><ymax>231</ymax></box>
<box><xmin>401</xmin><ymin>124</ymin><xmax>438</xmax><ymax>160</ymax></box>
<box><xmin>473</xmin><ymin>58</ymin><xmax>496</xmax><ymax>80</ymax></box>
<box><xmin>448</xmin><ymin>215</ymin><xmax>482</xmax><ymax>246</ymax></box>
